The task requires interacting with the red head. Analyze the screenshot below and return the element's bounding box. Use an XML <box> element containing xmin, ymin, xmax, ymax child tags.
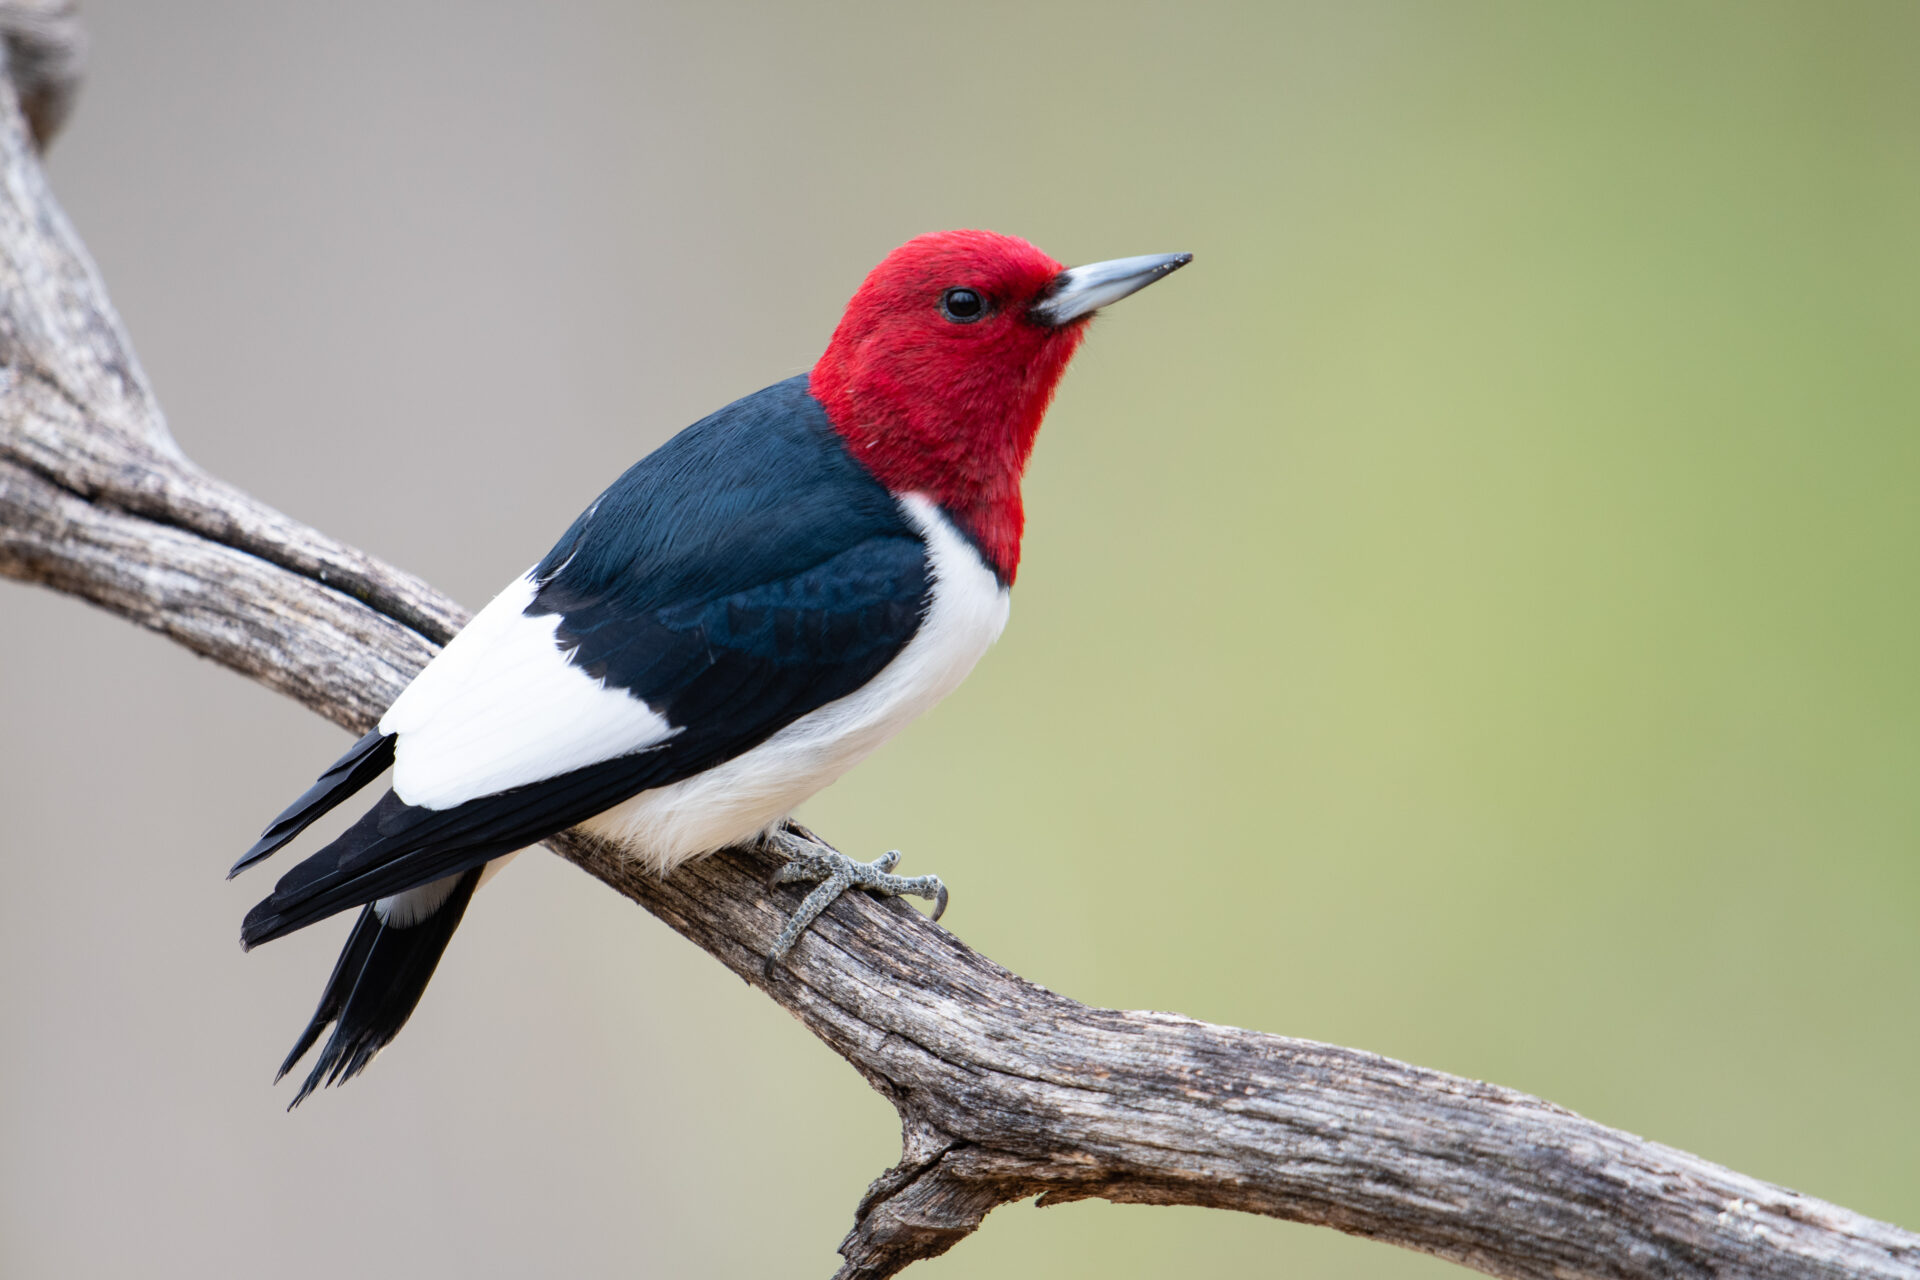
<box><xmin>811</xmin><ymin>230</ymin><xmax>1189</xmax><ymax>583</ymax></box>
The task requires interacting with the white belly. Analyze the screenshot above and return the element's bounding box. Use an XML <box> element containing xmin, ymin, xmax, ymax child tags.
<box><xmin>578</xmin><ymin>493</ymin><xmax>1009</xmax><ymax>872</ymax></box>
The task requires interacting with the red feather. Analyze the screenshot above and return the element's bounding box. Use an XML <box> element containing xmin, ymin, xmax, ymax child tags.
<box><xmin>811</xmin><ymin>230</ymin><xmax>1089</xmax><ymax>583</ymax></box>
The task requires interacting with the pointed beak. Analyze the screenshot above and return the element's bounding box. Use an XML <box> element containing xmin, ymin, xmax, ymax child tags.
<box><xmin>1031</xmin><ymin>251</ymin><xmax>1193</xmax><ymax>326</ymax></box>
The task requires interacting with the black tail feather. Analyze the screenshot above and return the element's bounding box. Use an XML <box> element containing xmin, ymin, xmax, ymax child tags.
<box><xmin>281</xmin><ymin>867</ymin><xmax>482</xmax><ymax>1109</ymax></box>
<box><xmin>240</xmin><ymin>752</ymin><xmax>655</xmax><ymax>949</ymax></box>
<box><xmin>276</xmin><ymin>905</ymin><xmax>382</xmax><ymax>1080</ymax></box>
<box><xmin>240</xmin><ymin>790</ymin><xmax>504</xmax><ymax>949</ymax></box>
<box><xmin>231</xmin><ymin>730</ymin><xmax>395</xmax><ymax>878</ymax></box>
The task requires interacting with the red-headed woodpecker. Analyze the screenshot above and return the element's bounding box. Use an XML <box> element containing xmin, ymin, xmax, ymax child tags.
<box><xmin>233</xmin><ymin>230</ymin><xmax>1190</xmax><ymax>1104</ymax></box>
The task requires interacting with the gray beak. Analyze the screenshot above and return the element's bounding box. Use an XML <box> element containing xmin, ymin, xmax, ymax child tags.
<box><xmin>1031</xmin><ymin>251</ymin><xmax>1193</xmax><ymax>326</ymax></box>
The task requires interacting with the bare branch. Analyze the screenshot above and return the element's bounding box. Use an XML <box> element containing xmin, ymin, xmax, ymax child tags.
<box><xmin>2</xmin><ymin>12</ymin><xmax>1916</xmax><ymax>1278</ymax></box>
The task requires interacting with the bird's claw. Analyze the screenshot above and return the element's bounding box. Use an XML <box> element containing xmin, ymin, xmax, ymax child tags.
<box><xmin>764</xmin><ymin>840</ymin><xmax>948</xmax><ymax>976</ymax></box>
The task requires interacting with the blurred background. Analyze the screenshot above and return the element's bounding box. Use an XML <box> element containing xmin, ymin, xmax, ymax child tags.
<box><xmin>3</xmin><ymin>2</ymin><xmax>1917</xmax><ymax>1276</ymax></box>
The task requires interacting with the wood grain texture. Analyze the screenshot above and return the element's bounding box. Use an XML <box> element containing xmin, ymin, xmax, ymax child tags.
<box><xmin>2</xmin><ymin>9</ymin><xmax>1916</xmax><ymax>1277</ymax></box>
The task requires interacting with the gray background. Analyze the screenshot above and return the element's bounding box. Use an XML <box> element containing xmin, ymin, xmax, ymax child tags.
<box><xmin>5</xmin><ymin>3</ymin><xmax>1918</xmax><ymax>1277</ymax></box>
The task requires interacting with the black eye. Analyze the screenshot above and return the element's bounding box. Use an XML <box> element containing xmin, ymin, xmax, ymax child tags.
<box><xmin>941</xmin><ymin>287</ymin><xmax>985</xmax><ymax>323</ymax></box>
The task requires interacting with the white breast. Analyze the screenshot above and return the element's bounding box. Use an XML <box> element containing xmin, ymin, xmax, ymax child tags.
<box><xmin>579</xmin><ymin>493</ymin><xmax>1010</xmax><ymax>872</ymax></box>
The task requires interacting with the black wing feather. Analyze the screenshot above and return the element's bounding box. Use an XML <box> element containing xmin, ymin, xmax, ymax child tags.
<box><xmin>229</xmin><ymin>730</ymin><xmax>394</xmax><ymax>878</ymax></box>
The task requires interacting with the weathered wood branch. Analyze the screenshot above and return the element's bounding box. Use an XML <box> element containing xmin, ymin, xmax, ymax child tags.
<box><xmin>2</xmin><ymin>11</ymin><xmax>1916</xmax><ymax>1278</ymax></box>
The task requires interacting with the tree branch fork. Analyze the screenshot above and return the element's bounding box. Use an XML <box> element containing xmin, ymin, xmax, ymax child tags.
<box><xmin>2</xmin><ymin>11</ymin><xmax>1915</xmax><ymax>1278</ymax></box>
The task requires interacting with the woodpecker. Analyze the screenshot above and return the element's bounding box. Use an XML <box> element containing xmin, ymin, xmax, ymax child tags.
<box><xmin>233</xmin><ymin>230</ymin><xmax>1190</xmax><ymax>1104</ymax></box>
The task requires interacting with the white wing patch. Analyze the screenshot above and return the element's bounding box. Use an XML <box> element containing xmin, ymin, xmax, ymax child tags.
<box><xmin>379</xmin><ymin>574</ymin><xmax>675</xmax><ymax>810</ymax></box>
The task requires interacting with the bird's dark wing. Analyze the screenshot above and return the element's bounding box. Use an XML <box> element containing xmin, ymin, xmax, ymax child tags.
<box><xmin>229</xmin><ymin>729</ymin><xmax>394</xmax><ymax>877</ymax></box>
<box><xmin>240</xmin><ymin>375</ymin><xmax>931</xmax><ymax>946</ymax></box>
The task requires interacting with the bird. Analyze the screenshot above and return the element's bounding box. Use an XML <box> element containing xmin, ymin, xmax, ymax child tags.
<box><xmin>232</xmin><ymin>229</ymin><xmax>1190</xmax><ymax>1105</ymax></box>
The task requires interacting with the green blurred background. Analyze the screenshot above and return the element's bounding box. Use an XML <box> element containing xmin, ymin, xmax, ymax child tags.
<box><xmin>3</xmin><ymin>2</ymin><xmax>1916</xmax><ymax>1276</ymax></box>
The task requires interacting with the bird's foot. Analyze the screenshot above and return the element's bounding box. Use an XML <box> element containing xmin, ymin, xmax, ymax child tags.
<box><xmin>764</xmin><ymin>835</ymin><xmax>948</xmax><ymax>974</ymax></box>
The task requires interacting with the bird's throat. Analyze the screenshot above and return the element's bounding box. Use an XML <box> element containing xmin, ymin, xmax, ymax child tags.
<box><xmin>808</xmin><ymin>330</ymin><xmax>1082</xmax><ymax>585</ymax></box>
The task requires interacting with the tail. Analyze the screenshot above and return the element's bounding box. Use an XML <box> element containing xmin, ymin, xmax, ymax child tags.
<box><xmin>233</xmin><ymin>729</ymin><xmax>487</xmax><ymax>1104</ymax></box>
<box><xmin>277</xmin><ymin>868</ymin><xmax>483</xmax><ymax>1108</ymax></box>
<box><xmin>237</xmin><ymin>739</ymin><xmax>649</xmax><ymax>1101</ymax></box>
<box><xmin>230</xmin><ymin>730</ymin><xmax>395</xmax><ymax>878</ymax></box>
